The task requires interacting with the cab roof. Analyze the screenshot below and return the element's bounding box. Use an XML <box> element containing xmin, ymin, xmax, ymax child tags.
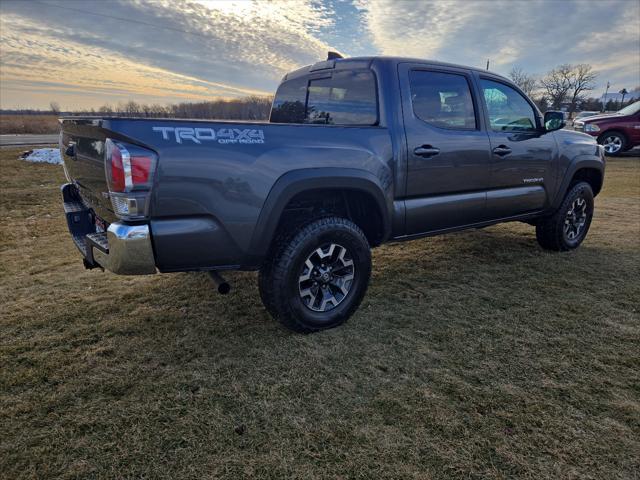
<box><xmin>283</xmin><ymin>56</ymin><xmax>509</xmax><ymax>82</ymax></box>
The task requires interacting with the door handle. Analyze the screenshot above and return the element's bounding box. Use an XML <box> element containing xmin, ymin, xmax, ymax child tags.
<box><xmin>414</xmin><ymin>145</ymin><xmax>440</xmax><ymax>157</ymax></box>
<box><xmin>492</xmin><ymin>145</ymin><xmax>512</xmax><ymax>156</ymax></box>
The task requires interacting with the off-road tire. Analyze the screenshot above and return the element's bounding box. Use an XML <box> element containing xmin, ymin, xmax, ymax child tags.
<box><xmin>536</xmin><ymin>181</ymin><xmax>594</xmax><ymax>251</ymax></box>
<box><xmin>258</xmin><ymin>216</ymin><xmax>371</xmax><ymax>333</ymax></box>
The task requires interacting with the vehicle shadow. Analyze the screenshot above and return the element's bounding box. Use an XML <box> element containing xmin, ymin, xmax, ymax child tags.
<box><xmin>611</xmin><ymin>146</ymin><xmax>640</xmax><ymax>158</ymax></box>
<box><xmin>130</xmin><ymin>223</ymin><xmax>633</xmax><ymax>351</ymax></box>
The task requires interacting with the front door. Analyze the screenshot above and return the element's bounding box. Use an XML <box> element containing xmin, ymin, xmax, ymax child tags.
<box><xmin>477</xmin><ymin>76</ymin><xmax>558</xmax><ymax>219</ymax></box>
<box><xmin>399</xmin><ymin>64</ymin><xmax>492</xmax><ymax>235</ymax></box>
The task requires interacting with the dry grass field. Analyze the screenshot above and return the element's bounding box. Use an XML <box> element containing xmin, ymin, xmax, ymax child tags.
<box><xmin>0</xmin><ymin>115</ymin><xmax>60</xmax><ymax>135</ymax></box>
<box><xmin>1</xmin><ymin>147</ymin><xmax>639</xmax><ymax>479</ymax></box>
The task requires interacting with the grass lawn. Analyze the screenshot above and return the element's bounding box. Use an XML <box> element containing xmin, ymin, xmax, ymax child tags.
<box><xmin>1</xmin><ymin>147</ymin><xmax>638</xmax><ymax>479</ymax></box>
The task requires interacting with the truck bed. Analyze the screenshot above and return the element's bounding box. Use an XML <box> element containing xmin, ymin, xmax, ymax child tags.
<box><xmin>59</xmin><ymin>117</ymin><xmax>393</xmax><ymax>271</ymax></box>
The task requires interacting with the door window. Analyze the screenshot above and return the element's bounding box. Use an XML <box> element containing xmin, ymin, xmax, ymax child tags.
<box><xmin>480</xmin><ymin>79</ymin><xmax>538</xmax><ymax>132</ymax></box>
<box><xmin>409</xmin><ymin>70</ymin><xmax>477</xmax><ymax>130</ymax></box>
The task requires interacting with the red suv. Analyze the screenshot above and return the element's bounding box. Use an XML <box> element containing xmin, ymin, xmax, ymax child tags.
<box><xmin>573</xmin><ymin>101</ymin><xmax>640</xmax><ymax>156</ymax></box>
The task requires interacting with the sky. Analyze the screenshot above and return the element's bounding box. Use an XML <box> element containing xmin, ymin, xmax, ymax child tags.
<box><xmin>0</xmin><ymin>0</ymin><xmax>639</xmax><ymax>110</ymax></box>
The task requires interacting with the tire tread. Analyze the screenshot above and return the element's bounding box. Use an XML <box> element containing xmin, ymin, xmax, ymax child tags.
<box><xmin>259</xmin><ymin>216</ymin><xmax>371</xmax><ymax>333</ymax></box>
<box><xmin>536</xmin><ymin>181</ymin><xmax>593</xmax><ymax>251</ymax></box>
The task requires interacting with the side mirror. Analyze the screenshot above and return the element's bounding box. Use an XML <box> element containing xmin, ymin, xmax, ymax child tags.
<box><xmin>544</xmin><ymin>111</ymin><xmax>565</xmax><ymax>132</ymax></box>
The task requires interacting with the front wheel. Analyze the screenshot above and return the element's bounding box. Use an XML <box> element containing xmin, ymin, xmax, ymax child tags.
<box><xmin>536</xmin><ymin>181</ymin><xmax>594</xmax><ymax>251</ymax></box>
<box><xmin>598</xmin><ymin>131</ymin><xmax>626</xmax><ymax>156</ymax></box>
<box><xmin>259</xmin><ymin>217</ymin><xmax>371</xmax><ymax>333</ymax></box>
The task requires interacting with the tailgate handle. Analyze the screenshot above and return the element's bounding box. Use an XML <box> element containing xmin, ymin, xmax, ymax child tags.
<box><xmin>65</xmin><ymin>142</ymin><xmax>76</xmax><ymax>157</ymax></box>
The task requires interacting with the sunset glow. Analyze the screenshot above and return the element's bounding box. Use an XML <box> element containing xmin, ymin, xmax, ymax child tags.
<box><xmin>1</xmin><ymin>0</ymin><xmax>638</xmax><ymax>109</ymax></box>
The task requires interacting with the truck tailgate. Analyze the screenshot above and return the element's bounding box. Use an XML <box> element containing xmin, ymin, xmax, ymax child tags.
<box><xmin>60</xmin><ymin>119</ymin><xmax>116</xmax><ymax>222</ymax></box>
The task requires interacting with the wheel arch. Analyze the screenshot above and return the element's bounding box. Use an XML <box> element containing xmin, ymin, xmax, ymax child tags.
<box><xmin>552</xmin><ymin>159</ymin><xmax>604</xmax><ymax>209</ymax></box>
<box><xmin>598</xmin><ymin>128</ymin><xmax>628</xmax><ymax>144</ymax></box>
<box><xmin>250</xmin><ymin>168</ymin><xmax>392</xmax><ymax>257</ymax></box>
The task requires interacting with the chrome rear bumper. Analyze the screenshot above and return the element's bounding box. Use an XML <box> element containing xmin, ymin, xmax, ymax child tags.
<box><xmin>61</xmin><ymin>183</ymin><xmax>156</xmax><ymax>275</ymax></box>
<box><xmin>93</xmin><ymin>223</ymin><xmax>156</xmax><ymax>275</ymax></box>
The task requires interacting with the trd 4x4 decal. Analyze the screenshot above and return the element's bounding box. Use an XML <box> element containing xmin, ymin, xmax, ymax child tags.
<box><xmin>152</xmin><ymin>126</ymin><xmax>265</xmax><ymax>145</ymax></box>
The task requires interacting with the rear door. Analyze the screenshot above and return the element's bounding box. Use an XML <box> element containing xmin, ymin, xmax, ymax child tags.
<box><xmin>399</xmin><ymin>63</ymin><xmax>491</xmax><ymax>235</ymax></box>
<box><xmin>476</xmin><ymin>75</ymin><xmax>558</xmax><ymax>218</ymax></box>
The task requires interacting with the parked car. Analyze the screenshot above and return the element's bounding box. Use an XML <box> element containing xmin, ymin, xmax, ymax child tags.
<box><xmin>568</xmin><ymin>110</ymin><xmax>600</xmax><ymax>126</ymax></box>
<box><xmin>575</xmin><ymin>111</ymin><xmax>600</xmax><ymax>120</ymax></box>
<box><xmin>59</xmin><ymin>55</ymin><xmax>605</xmax><ymax>332</ymax></box>
<box><xmin>573</xmin><ymin>101</ymin><xmax>640</xmax><ymax>155</ymax></box>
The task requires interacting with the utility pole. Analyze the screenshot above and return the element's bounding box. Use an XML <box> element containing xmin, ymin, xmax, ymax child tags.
<box><xmin>602</xmin><ymin>81</ymin><xmax>610</xmax><ymax>112</ymax></box>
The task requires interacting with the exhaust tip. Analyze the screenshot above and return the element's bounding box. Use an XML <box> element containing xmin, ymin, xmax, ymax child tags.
<box><xmin>209</xmin><ymin>271</ymin><xmax>231</xmax><ymax>295</ymax></box>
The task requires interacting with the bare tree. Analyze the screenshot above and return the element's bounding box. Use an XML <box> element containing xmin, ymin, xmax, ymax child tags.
<box><xmin>123</xmin><ymin>101</ymin><xmax>141</xmax><ymax>116</ymax></box>
<box><xmin>508</xmin><ymin>66</ymin><xmax>537</xmax><ymax>97</ymax></box>
<box><xmin>49</xmin><ymin>101</ymin><xmax>61</xmax><ymax>114</ymax></box>
<box><xmin>98</xmin><ymin>104</ymin><xmax>113</xmax><ymax>115</ymax></box>
<box><xmin>566</xmin><ymin>64</ymin><xmax>597</xmax><ymax>114</ymax></box>
<box><xmin>540</xmin><ymin>64</ymin><xmax>573</xmax><ymax>110</ymax></box>
<box><xmin>540</xmin><ymin>64</ymin><xmax>597</xmax><ymax>113</ymax></box>
<box><xmin>534</xmin><ymin>95</ymin><xmax>549</xmax><ymax>112</ymax></box>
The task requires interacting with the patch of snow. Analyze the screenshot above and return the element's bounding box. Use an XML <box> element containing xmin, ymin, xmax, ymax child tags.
<box><xmin>21</xmin><ymin>148</ymin><xmax>62</xmax><ymax>165</ymax></box>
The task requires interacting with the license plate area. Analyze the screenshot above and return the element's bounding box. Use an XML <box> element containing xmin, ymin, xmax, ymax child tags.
<box><xmin>94</xmin><ymin>214</ymin><xmax>108</xmax><ymax>233</ymax></box>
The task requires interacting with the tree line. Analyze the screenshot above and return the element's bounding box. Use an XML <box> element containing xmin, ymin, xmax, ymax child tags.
<box><xmin>508</xmin><ymin>64</ymin><xmax>638</xmax><ymax>114</ymax></box>
<box><xmin>4</xmin><ymin>67</ymin><xmax>638</xmax><ymax>120</ymax></box>
<box><xmin>3</xmin><ymin>96</ymin><xmax>274</xmax><ymax>120</ymax></box>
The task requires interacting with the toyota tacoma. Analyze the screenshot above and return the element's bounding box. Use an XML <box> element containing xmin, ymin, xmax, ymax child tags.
<box><xmin>59</xmin><ymin>55</ymin><xmax>605</xmax><ymax>332</ymax></box>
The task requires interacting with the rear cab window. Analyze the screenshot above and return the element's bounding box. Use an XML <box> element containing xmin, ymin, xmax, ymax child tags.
<box><xmin>270</xmin><ymin>70</ymin><xmax>378</xmax><ymax>125</ymax></box>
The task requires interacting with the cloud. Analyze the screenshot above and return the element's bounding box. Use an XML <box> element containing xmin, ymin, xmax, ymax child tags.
<box><xmin>0</xmin><ymin>0</ymin><xmax>340</xmax><ymax>108</ymax></box>
<box><xmin>357</xmin><ymin>0</ymin><xmax>639</xmax><ymax>88</ymax></box>
<box><xmin>0</xmin><ymin>0</ymin><xmax>638</xmax><ymax>109</ymax></box>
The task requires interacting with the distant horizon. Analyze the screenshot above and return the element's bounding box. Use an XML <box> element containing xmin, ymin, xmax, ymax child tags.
<box><xmin>1</xmin><ymin>0</ymin><xmax>639</xmax><ymax>110</ymax></box>
<box><xmin>1</xmin><ymin>90</ymin><xmax>639</xmax><ymax>115</ymax></box>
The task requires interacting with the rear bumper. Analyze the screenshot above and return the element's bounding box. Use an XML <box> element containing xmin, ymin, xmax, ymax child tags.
<box><xmin>93</xmin><ymin>223</ymin><xmax>156</xmax><ymax>275</ymax></box>
<box><xmin>61</xmin><ymin>183</ymin><xmax>156</xmax><ymax>275</ymax></box>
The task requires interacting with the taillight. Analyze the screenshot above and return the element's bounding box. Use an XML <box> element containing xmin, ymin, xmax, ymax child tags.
<box><xmin>110</xmin><ymin>144</ymin><xmax>126</xmax><ymax>192</ymax></box>
<box><xmin>105</xmin><ymin>139</ymin><xmax>157</xmax><ymax>220</ymax></box>
<box><xmin>131</xmin><ymin>155</ymin><xmax>151</xmax><ymax>184</ymax></box>
<box><xmin>106</xmin><ymin>139</ymin><xmax>154</xmax><ymax>193</ymax></box>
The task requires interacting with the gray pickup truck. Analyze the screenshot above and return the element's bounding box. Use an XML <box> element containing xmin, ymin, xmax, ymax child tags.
<box><xmin>59</xmin><ymin>55</ymin><xmax>605</xmax><ymax>332</ymax></box>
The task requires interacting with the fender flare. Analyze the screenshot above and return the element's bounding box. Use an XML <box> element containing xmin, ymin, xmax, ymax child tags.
<box><xmin>551</xmin><ymin>157</ymin><xmax>604</xmax><ymax>209</ymax></box>
<box><xmin>249</xmin><ymin>168</ymin><xmax>392</xmax><ymax>256</ymax></box>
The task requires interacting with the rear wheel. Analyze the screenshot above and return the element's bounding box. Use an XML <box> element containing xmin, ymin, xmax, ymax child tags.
<box><xmin>598</xmin><ymin>131</ymin><xmax>626</xmax><ymax>156</ymax></box>
<box><xmin>258</xmin><ymin>216</ymin><xmax>371</xmax><ymax>333</ymax></box>
<box><xmin>536</xmin><ymin>181</ymin><xmax>594</xmax><ymax>251</ymax></box>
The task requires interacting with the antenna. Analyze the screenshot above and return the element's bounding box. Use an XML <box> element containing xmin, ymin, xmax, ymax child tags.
<box><xmin>327</xmin><ymin>51</ymin><xmax>344</xmax><ymax>60</ymax></box>
<box><xmin>486</xmin><ymin>59</ymin><xmax>490</xmax><ymax>70</ymax></box>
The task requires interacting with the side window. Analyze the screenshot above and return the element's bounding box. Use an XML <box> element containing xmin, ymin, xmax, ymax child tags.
<box><xmin>270</xmin><ymin>77</ymin><xmax>307</xmax><ymax>123</ymax></box>
<box><xmin>409</xmin><ymin>70</ymin><xmax>476</xmax><ymax>129</ymax></box>
<box><xmin>480</xmin><ymin>79</ymin><xmax>537</xmax><ymax>132</ymax></box>
<box><xmin>306</xmin><ymin>71</ymin><xmax>377</xmax><ymax>125</ymax></box>
<box><xmin>270</xmin><ymin>70</ymin><xmax>378</xmax><ymax>125</ymax></box>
